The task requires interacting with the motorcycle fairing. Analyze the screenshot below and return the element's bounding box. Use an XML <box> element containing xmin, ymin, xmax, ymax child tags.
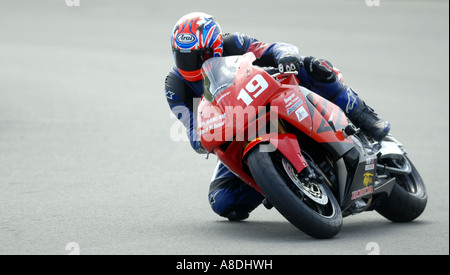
<box><xmin>243</xmin><ymin>133</ymin><xmax>309</xmax><ymax>174</ymax></box>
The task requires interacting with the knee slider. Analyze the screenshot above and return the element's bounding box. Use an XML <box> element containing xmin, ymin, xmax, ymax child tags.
<box><xmin>208</xmin><ymin>177</ymin><xmax>264</xmax><ymax>217</ymax></box>
<box><xmin>304</xmin><ymin>57</ymin><xmax>337</xmax><ymax>83</ymax></box>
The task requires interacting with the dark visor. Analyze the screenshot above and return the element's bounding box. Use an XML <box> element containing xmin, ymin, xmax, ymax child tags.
<box><xmin>173</xmin><ymin>48</ymin><xmax>213</xmax><ymax>72</ymax></box>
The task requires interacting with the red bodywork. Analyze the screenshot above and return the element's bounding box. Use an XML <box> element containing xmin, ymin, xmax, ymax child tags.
<box><xmin>197</xmin><ymin>53</ymin><xmax>352</xmax><ymax>194</ymax></box>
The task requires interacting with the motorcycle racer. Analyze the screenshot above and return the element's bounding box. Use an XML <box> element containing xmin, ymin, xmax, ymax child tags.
<box><xmin>164</xmin><ymin>12</ymin><xmax>391</xmax><ymax>221</ymax></box>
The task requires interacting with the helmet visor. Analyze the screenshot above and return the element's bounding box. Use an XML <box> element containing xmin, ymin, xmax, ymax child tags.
<box><xmin>173</xmin><ymin>48</ymin><xmax>214</xmax><ymax>73</ymax></box>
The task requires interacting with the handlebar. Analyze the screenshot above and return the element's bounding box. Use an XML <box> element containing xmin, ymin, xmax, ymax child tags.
<box><xmin>261</xmin><ymin>66</ymin><xmax>298</xmax><ymax>77</ymax></box>
<box><xmin>262</xmin><ymin>67</ymin><xmax>280</xmax><ymax>76</ymax></box>
<box><xmin>260</xmin><ymin>66</ymin><xmax>298</xmax><ymax>83</ymax></box>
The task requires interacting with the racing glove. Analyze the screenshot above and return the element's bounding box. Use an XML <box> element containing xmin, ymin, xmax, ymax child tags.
<box><xmin>273</xmin><ymin>43</ymin><xmax>303</xmax><ymax>73</ymax></box>
<box><xmin>277</xmin><ymin>54</ymin><xmax>303</xmax><ymax>73</ymax></box>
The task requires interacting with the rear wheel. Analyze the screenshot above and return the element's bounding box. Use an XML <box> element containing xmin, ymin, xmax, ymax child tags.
<box><xmin>376</xmin><ymin>155</ymin><xmax>427</xmax><ymax>222</ymax></box>
<box><xmin>247</xmin><ymin>145</ymin><xmax>342</xmax><ymax>239</ymax></box>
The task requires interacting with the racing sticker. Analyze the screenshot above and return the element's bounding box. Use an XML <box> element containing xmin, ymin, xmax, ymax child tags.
<box><xmin>363</xmin><ymin>173</ymin><xmax>374</xmax><ymax>186</ymax></box>
<box><xmin>295</xmin><ymin>106</ymin><xmax>309</xmax><ymax>122</ymax></box>
<box><xmin>351</xmin><ymin>173</ymin><xmax>374</xmax><ymax>200</ymax></box>
<box><xmin>365</xmin><ymin>157</ymin><xmax>376</xmax><ymax>171</ymax></box>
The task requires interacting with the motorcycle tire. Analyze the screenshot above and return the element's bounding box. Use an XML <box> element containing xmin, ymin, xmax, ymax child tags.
<box><xmin>247</xmin><ymin>145</ymin><xmax>343</xmax><ymax>239</ymax></box>
<box><xmin>376</xmin><ymin>155</ymin><xmax>427</xmax><ymax>222</ymax></box>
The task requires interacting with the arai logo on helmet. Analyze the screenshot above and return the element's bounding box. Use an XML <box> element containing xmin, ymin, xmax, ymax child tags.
<box><xmin>176</xmin><ymin>33</ymin><xmax>196</xmax><ymax>45</ymax></box>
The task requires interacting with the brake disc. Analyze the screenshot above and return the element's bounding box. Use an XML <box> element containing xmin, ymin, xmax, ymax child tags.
<box><xmin>282</xmin><ymin>158</ymin><xmax>329</xmax><ymax>205</ymax></box>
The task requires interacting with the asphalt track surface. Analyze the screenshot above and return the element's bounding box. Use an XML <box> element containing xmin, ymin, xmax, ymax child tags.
<box><xmin>0</xmin><ymin>0</ymin><xmax>448</xmax><ymax>255</ymax></box>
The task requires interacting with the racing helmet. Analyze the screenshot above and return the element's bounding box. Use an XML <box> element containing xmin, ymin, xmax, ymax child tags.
<box><xmin>171</xmin><ymin>12</ymin><xmax>223</xmax><ymax>82</ymax></box>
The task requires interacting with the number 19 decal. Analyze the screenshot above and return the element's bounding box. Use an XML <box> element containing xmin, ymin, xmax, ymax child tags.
<box><xmin>237</xmin><ymin>74</ymin><xmax>269</xmax><ymax>106</ymax></box>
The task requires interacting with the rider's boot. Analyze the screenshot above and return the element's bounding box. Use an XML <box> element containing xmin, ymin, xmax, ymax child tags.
<box><xmin>333</xmin><ymin>87</ymin><xmax>391</xmax><ymax>142</ymax></box>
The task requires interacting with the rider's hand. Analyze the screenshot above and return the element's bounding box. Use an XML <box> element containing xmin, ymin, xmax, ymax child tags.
<box><xmin>277</xmin><ymin>55</ymin><xmax>303</xmax><ymax>73</ymax></box>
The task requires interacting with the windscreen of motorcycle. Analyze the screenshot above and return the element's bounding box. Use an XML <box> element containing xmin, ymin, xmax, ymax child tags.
<box><xmin>202</xmin><ymin>56</ymin><xmax>242</xmax><ymax>103</ymax></box>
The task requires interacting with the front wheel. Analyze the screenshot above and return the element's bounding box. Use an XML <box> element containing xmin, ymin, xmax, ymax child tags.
<box><xmin>247</xmin><ymin>145</ymin><xmax>342</xmax><ymax>239</ymax></box>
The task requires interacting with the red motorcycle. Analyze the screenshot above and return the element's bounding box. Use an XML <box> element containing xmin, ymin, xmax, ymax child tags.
<box><xmin>197</xmin><ymin>53</ymin><xmax>427</xmax><ymax>239</ymax></box>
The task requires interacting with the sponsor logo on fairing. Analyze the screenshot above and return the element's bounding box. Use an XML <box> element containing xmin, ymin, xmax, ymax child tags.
<box><xmin>287</xmin><ymin>100</ymin><xmax>303</xmax><ymax>115</ymax></box>
<box><xmin>351</xmin><ymin>186</ymin><xmax>374</xmax><ymax>200</ymax></box>
<box><xmin>295</xmin><ymin>106</ymin><xmax>309</xmax><ymax>122</ymax></box>
<box><xmin>351</xmin><ymin>173</ymin><xmax>374</xmax><ymax>200</ymax></box>
<box><xmin>365</xmin><ymin>157</ymin><xmax>376</xmax><ymax>170</ymax></box>
<box><xmin>363</xmin><ymin>173</ymin><xmax>374</xmax><ymax>186</ymax></box>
